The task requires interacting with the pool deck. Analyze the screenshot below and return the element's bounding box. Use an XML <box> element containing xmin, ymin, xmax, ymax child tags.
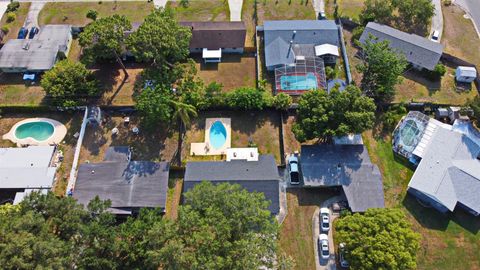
<box><xmin>2</xmin><ymin>118</ymin><xmax>67</xmax><ymax>147</ymax></box>
<box><xmin>190</xmin><ymin>118</ymin><xmax>231</xmax><ymax>156</ymax></box>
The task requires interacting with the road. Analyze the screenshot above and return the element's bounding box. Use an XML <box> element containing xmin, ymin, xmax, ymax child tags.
<box><xmin>431</xmin><ymin>0</ymin><xmax>444</xmax><ymax>40</ymax></box>
<box><xmin>455</xmin><ymin>0</ymin><xmax>480</xmax><ymax>37</ymax></box>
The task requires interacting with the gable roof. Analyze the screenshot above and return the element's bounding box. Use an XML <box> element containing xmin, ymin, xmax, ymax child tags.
<box><xmin>180</xmin><ymin>21</ymin><xmax>246</xmax><ymax>50</ymax></box>
<box><xmin>359</xmin><ymin>22</ymin><xmax>443</xmax><ymax>70</ymax></box>
<box><xmin>408</xmin><ymin>121</ymin><xmax>480</xmax><ymax>213</ymax></box>
<box><xmin>73</xmin><ymin>160</ymin><xmax>169</xmax><ymax>214</ymax></box>
<box><xmin>184</xmin><ymin>155</ymin><xmax>280</xmax><ymax>214</ymax></box>
<box><xmin>263</xmin><ymin>20</ymin><xmax>339</xmax><ymax>68</ymax></box>
<box><xmin>300</xmin><ymin>145</ymin><xmax>385</xmax><ymax>212</ymax></box>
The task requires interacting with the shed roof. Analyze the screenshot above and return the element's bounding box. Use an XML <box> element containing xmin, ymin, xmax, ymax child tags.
<box><xmin>263</xmin><ymin>20</ymin><xmax>339</xmax><ymax>68</ymax></box>
<box><xmin>456</xmin><ymin>66</ymin><xmax>477</xmax><ymax>78</ymax></box>
<box><xmin>314</xmin><ymin>44</ymin><xmax>339</xmax><ymax>57</ymax></box>
<box><xmin>359</xmin><ymin>22</ymin><xmax>443</xmax><ymax>70</ymax></box>
<box><xmin>300</xmin><ymin>145</ymin><xmax>385</xmax><ymax>212</ymax></box>
<box><xmin>180</xmin><ymin>21</ymin><xmax>246</xmax><ymax>50</ymax></box>
<box><xmin>73</xmin><ymin>161</ymin><xmax>170</xmax><ymax>214</ymax></box>
<box><xmin>184</xmin><ymin>155</ymin><xmax>280</xmax><ymax>214</ymax></box>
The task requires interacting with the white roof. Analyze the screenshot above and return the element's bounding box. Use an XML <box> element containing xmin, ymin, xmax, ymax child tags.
<box><xmin>456</xmin><ymin>66</ymin><xmax>477</xmax><ymax>78</ymax></box>
<box><xmin>226</xmin><ymin>148</ymin><xmax>259</xmax><ymax>161</ymax></box>
<box><xmin>314</xmin><ymin>44</ymin><xmax>339</xmax><ymax>57</ymax></box>
<box><xmin>202</xmin><ymin>48</ymin><xmax>222</xmax><ymax>58</ymax></box>
<box><xmin>0</xmin><ymin>146</ymin><xmax>55</xmax><ymax>167</ymax></box>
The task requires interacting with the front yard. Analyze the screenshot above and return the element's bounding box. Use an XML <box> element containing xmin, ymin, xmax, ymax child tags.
<box><xmin>182</xmin><ymin>110</ymin><xmax>282</xmax><ymax>164</ymax></box>
<box><xmin>0</xmin><ymin>2</ymin><xmax>30</xmax><ymax>42</ymax></box>
<box><xmin>255</xmin><ymin>0</ymin><xmax>316</xmax><ymax>25</ymax></box>
<box><xmin>38</xmin><ymin>1</ymin><xmax>154</xmax><ymax>26</ymax></box>
<box><xmin>167</xmin><ymin>0</ymin><xmax>229</xmax><ymax>22</ymax></box>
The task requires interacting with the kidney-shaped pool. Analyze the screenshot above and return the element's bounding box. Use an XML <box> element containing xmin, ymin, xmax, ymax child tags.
<box><xmin>15</xmin><ymin>121</ymin><xmax>55</xmax><ymax>142</ymax></box>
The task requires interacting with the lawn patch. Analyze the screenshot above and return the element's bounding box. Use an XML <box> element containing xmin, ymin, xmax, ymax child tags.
<box><xmin>39</xmin><ymin>2</ymin><xmax>154</xmax><ymax>26</ymax></box>
<box><xmin>0</xmin><ymin>73</ymin><xmax>45</xmax><ymax>106</ymax></box>
<box><xmin>167</xmin><ymin>0</ymin><xmax>229</xmax><ymax>22</ymax></box>
<box><xmin>0</xmin><ymin>2</ymin><xmax>30</xmax><ymax>42</ymax></box>
<box><xmin>255</xmin><ymin>0</ymin><xmax>316</xmax><ymax>25</ymax></box>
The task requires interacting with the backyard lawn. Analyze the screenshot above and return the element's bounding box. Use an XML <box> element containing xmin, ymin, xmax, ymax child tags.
<box><xmin>0</xmin><ymin>2</ymin><xmax>30</xmax><ymax>42</ymax></box>
<box><xmin>182</xmin><ymin>110</ymin><xmax>282</xmax><ymax>164</ymax></box>
<box><xmin>165</xmin><ymin>174</ymin><xmax>183</xmax><ymax>220</ymax></box>
<box><xmin>167</xmin><ymin>0</ymin><xmax>229</xmax><ymax>22</ymax></box>
<box><xmin>279</xmin><ymin>188</ymin><xmax>337</xmax><ymax>270</ymax></box>
<box><xmin>362</xmin><ymin>124</ymin><xmax>480</xmax><ymax>270</ymax></box>
<box><xmin>0</xmin><ymin>73</ymin><xmax>45</xmax><ymax>106</ymax></box>
<box><xmin>193</xmin><ymin>54</ymin><xmax>256</xmax><ymax>91</ymax></box>
<box><xmin>38</xmin><ymin>1</ymin><xmax>154</xmax><ymax>26</ymax></box>
<box><xmin>0</xmin><ymin>111</ymin><xmax>83</xmax><ymax>196</ymax></box>
<box><xmin>79</xmin><ymin>113</ymin><xmax>178</xmax><ymax>164</ymax></box>
<box><xmin>255</xmin><ymin>0</ymin><xmax>316</xmax><ymax>25</ymax></box>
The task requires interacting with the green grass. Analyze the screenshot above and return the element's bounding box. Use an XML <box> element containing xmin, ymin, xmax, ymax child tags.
<box><xmin>0</xmin><ymin>2</ymin><xmax>31</xmax><ymax>42</ymax></box>
<box><xmin>167</xmin><ymin>0</ymin><xmax>229</xmax><ymax>22</ymax></box>
<box><xmin>256</xmin><ymin>0</ymin><xmax>316</xmax><ymax>25</ymax></box>
<box><xmin>38</xmin><ymin>1</ymin><xmax>154</xmax><ymax>26</ymax></box>
<box><xmin>362</xmin><ymin>126</ymin><xmax>480</xmax><ymax>270</ymax></box>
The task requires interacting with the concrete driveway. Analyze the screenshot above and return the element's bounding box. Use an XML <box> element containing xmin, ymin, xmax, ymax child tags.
<box><xmin>431</xmin><ymin>0</ymin><xmax>444</xmax><ymax>40</ymax></box>
<box><xmin>24</xmin><ymin>2</ymin><xmax>45</xmax><ymax>29</ymax></box>
<box><xmin>455</xmin><ymin>0</ymin><xmax>480</xmax><ymax>37</ymax></box>
<box><xmin>228</xmin><ymin>0</ymin><xmax>242</xmax><ymax>21</ymax></box>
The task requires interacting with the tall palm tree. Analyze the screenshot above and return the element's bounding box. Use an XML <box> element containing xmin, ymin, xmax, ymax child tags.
<box><xmin>171</xmin><ymin>100</ymin><xmax>198</xmax><ymax>165</ymax></box>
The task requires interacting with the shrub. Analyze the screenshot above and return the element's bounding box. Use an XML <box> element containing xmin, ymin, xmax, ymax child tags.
<box><xmin>6</xmin><ymin>1</ymin><xmax>19</xmax><ymax>13</ymax></box>
<box><xmin>382</xmin><ymin>103</ymin><xmax>407</xmax><ymax>132</ymax></box>
<box><xmin>325</xmin><ymin>66</ymin><xmax>338</xmax><ymax>80</ymax></box>
<box><xmin>6</xmin><ymin>12</ymin><xmax>16</xmax><ymax>23</ymax></box>
<box><xmin>351</xmin><ymin>26</ymin><xmax>365</xmax><ymax>43</ymax></box>
<box><xmin>272</xmin><ymin>93</ymin><xmax>292</xmax><ymax>110</ymax></box>
<box><xmin>433</xmin><ymin>63</ymin><xmax>446</xmax><ymax>77</ymax></box>
<box><xmin>226</xmin><ymin>87</ymin><xmax>266</xmax><ymax>110</ymax></box>
<box><xmin>86</xmin><ymin>9</ymin><xmax>98</xmax><ymax>21</ymax></box>
<box><xmin>1</xmin><ymin>25</ymin><xmax>10</xmax><ymax>34</ymax></box>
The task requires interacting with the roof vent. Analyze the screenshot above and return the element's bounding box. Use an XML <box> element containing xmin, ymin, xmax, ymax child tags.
<box><xmin>22</xmin><ymin>42</ymin><xmax>30</xmax><ymax>51</ymax></box>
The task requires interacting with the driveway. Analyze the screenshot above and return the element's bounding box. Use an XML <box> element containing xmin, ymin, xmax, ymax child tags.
<box><xmin>228</xmin><ymin>0</ymin><xmax>242</xmax><ymax>21</ymax></box>
<box><xmin>431</xmin><ymin>0</ymin><xmax>444</xmax><ymax>40</ymax></box>
<box><xmin>313</xmin><ymin>0</ymin><xmax>324</xmax><ymax>15</ymax></box>
<box><xmin>24</xmin><ymin>1</ymin><xmax>45</xmax><ymax>29</ymax></box>
<box><xmin>0</xmin><ymin>2</ymin><xmax>8</xmax><ymax>23</ymax></box>
<box><xmin>455</xmin><ymin>0</ymin><xmax>480</xmax><ymax>37</ymax></box>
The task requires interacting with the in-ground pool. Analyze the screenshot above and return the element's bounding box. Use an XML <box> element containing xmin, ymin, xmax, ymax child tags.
<box><xmin>15</xmin><ymin>121</ymin><xmax>54</xmax><ymax>142</ymax></box>
<box><xmin>280</xmin><ymin>72</ymin><xmax>318</xmax><ymax>91</ymax></box>
<box><xmin>209</xmin><ymin>121</ymin><xmax>227</xmax><ymax>149</ymax></box>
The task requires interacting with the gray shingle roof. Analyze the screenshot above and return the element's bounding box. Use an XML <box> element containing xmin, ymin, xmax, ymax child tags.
<box><xmin>359</xmin><ymin>22</ymin><xmax>443</xmax><ymax>71</ymax></box>
<box><xmin>0</xmin><ymin>25</ymin><xmax>71</xmax><ymax>72</ymax></box>
<box><xmin>263</xmin><ymin>20</ymin><xmax>339</xmax><ymax>69</ymax></box>
<box><xmin>300</xmin><ymin>145</ymin><xmax>385</xmax><ymax>212</ymax></box>
<box><xmin>103</xmin><ymin>146</ymin><xmax>131</xmax><ymax>162</ymax></box>
<box><xmin>408</xmin><ymin>123</ymin><xmax>480</xmax><ymax>213</ymax></box>
<box><xmin>73</xmin><ymin>161</ymin><xmax>169</xmax><ymax>214</ymax></box>
<box><xmin>180</xmin><ymin>21</ymin><xmax>246</xmax><ymax>50</ymax></box>
<box><xmin>184</xmin><ymin>155</ymin><xmax>280</xmax><ymax>214</ymax></box>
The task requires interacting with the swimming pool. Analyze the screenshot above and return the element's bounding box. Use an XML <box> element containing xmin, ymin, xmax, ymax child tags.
<box><xmin>209</xmin><ymin>121</ymin><xmax>227</xmax><ymax>149</ymax></box>
<box><xmin>15</xmin><ymin>121</ymin><xmax>54</xmax><ymax>142</ymax></box>
<box><xmin>280</xmin><ymin>72</ymin><xmax>318</xmax><ymax>91</ymax></box>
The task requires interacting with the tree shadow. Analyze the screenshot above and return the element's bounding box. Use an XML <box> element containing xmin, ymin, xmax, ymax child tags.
<box><xmin>403</xmin><ymin>69</ymin><xmax>441</xmax><ymax>94</ymax></box>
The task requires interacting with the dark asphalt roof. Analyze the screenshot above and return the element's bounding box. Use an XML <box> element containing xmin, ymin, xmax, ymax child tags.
<box><xmin>73</xmin><ymin>161</ymin><xmax>169</xmax><ymax>214</ymax></box>
<box><xmin>359</xmin><ymin>22</ymin><xmax>444</xmax><ymax>70</ymax></box>
<box><xmin>184</xmin><ymin>155</ymin><xmax>280</xmax><ymax>214</ymax></box>
<box><xmin>300</xmin><ymin>145</ymin><xmax>385</xmax><ymax>212</ymax></box>
<box><xmin>180</xmin><ymin>21</ymin><xmax>246</xmax><ymax>50</ymax></box>
<box><xmin>103</xmin><ymin>146</ymin><xmax>131</xmax><ymax>162</ymax></box>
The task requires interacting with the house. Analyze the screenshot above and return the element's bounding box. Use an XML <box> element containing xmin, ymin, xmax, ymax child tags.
<box><xmin>183</xmin><ymin>154</ymin><xmax>280</xmax><ymax>215</ymax></box>
<box><xmin>393</xmin><ymin>111</ymin><xmax>480</xmax><ymax>216</ymax></box>
<box><xmin>0</xmin><ymin>146</ymin><xmax>58</xmax><ymax>204</ymax></box>
<box><xmin>455</xmin><ymin>66</ymin><xmax>477</xmax><ymax>83</ymax></box>
<box><xmin>300</xmin><ymin>145</ymin><xmax>385</xmax><ymax>212</ymax></box>
<box><xmin>261</xmin><ymin>20</ymin><xmax>339</xmax><ymax>71</ymax></box>
<box><xmin>0</xmin><ymin>25</ymin><xmax>72</xmax><ymax>73</ymax></box>
<box><xmin>359</xmin><ymin>22</ymin><xmax>444</xmax><ymax>71</ymax></box>
<box><xmin>73</xmin><ymin>147</ymin><xmax>169</xmax><ymax>216</ymax></box>
<box><xmin>180</xmin><ymin>21</ymin><xmax>246</xmax><ymax>63</ymax></box>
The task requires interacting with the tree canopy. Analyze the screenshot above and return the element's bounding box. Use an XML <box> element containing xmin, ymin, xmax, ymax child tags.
<box><xmin>292</xmin><ymin>85</ymin><xmax>376</xmax><ymax>142</ymax></box>
<box><xmin>335</xmin><ymin>208</ymin><xmax>420</xmax><ymax>270</ymax></box>
<box><xmin>126</xmin><ymin>8</ymin><xmax>191</xmax><ymax>65</ymax></box>
<box><xmin>0</xmin><ymin>182</ymin><xmax>279</xmax><ymax>270</ymax></box>
<box><xmin>40</xmin><ymin>59</ymin><xmax>98</xmax><ymax>106</ymax></box>
<box><xmin>357</xmin><ymin>35</ymin><xmax>407</xmax><ymax>104</ymax></box>
<box><xmin>79</xmin><ymin>14</ymin><xmax>132</xmax><ymax>64</ymax></box>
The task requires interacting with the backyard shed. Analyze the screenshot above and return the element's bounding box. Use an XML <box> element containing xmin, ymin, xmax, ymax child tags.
<box><xmin>455</xmin><ymin>66</ymin><xmax>477</xmax><ymax>83</ymax></box>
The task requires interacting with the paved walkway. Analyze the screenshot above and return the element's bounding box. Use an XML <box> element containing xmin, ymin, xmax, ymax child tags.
<box><xmin>24</xmin><ymin>1</ymin><xmax>45</xmax><ymax>29</ymax></box>
<box><xmin>454</xmin><ymin>0</ymin><xmax>480</xmax><ymax>38</ymax></box>
<box><xmin>313</xmin><ymin>0</ymin><xmax>324</xmax><ymax>16</ymax></box>
<box><xmin>228</xmin><ymin>0</ymin><xmax>242</xmax><ymax>21</ymax></box>
<box><xmin>153</xmin><ymin>0</ymin><xmax>168</xmax><ymax>9</ymax></box>
<box><xmin>431</xmin><ymin>0</ymin><xmax>444</xmax><ymax>40</ymax></box>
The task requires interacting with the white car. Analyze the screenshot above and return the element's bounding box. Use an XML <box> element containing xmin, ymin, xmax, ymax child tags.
<box><xmin>320</xmin><ymin>207</ymin><xmax>330</xmax><ymax>232</ymax></box>
<box><xmin>288</xmin><ymin>155</ymin><xmax>300</xmax><ymax>185</ymax></box>
<box><xmin>318</xmin><ymin>234</ymin><xmax>330</xmax><ymax>260</ymax></box>
<box><xmin>431</xmin><ymin>30</ymin><xmax>440</xmax><ymax>42</ymax></box>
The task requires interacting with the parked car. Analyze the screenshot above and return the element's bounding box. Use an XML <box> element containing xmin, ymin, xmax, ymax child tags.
<box><xmin>28</xmin><ymin>27</ymin><xmax>39</xmax><ymax>39</ymax></box>
<box><xmin>318</xmin><ymin>11</ymin><xmax>326</xmax><ymax>20</ymax></box>
<box><xmin>431</xmin><ymin>30</ymin><xmax>440</xmax><ymax>42</ymax></box>
<box><xmin>339</xmin><ymin>243</ymin><xmax>349</xmax><ymax>268</ymax></box>
<box><xmin>288</xmin><ymin>155</ymin><xmax>300</xmax><ymax>185</ymax></box>
<box><xmin>318</xmin><ymin>234</ymin><xmax>330</xmax><ymax>260</ymax></box>
<box><xmin>17</xmin><ymin>27</ymin><xmax>28</xmax><ymax>39</ymax></box>
<box><xmin>320</xmin><ymin>207</ymin><xmax>330</xmax><ymax>232</ymax></box>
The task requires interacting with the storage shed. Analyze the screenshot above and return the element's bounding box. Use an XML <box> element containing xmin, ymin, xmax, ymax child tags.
<box><xmin>455</xmin><ymin>66</ymin><xmax>477</xmax><ymax>83</ymax></box>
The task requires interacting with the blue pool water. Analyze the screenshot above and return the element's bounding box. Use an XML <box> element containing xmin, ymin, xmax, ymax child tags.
<box><xmin>209</xmin><ymin>121</ymin><xmax>227</xmax><ymax>149</ymax></box>
<box><xmin>280</xmin><ymin>72</ymin><xmax>318</xmax><ymax>90</ymax></box>
<box><xmin>15</xmin><ymin>121</ymin><xmax>54</xmax><ymax>141</ymax></box>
